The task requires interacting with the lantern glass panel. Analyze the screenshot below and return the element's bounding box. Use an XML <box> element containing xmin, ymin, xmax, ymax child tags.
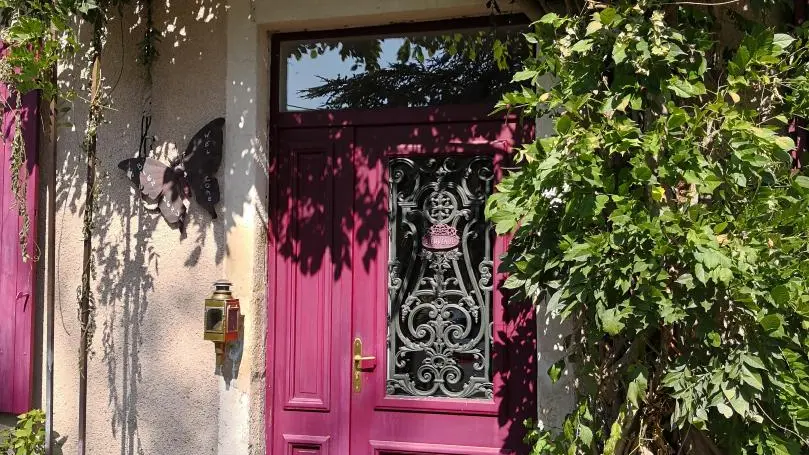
<box><xmin>205</xmin><ymin>307</ymin><xmax>224</xmax><ymax>332</ymax></box>
<box><xmin>227</xmin><ymin>307</ymin><xmax>239</xmax><ymax>332</ymax></box>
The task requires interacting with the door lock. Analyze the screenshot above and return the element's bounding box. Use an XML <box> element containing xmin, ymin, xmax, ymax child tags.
<box><xmin>352</xmin><ymin>337</ymin><xmax>376</xmax><ymax>393</ymax></box>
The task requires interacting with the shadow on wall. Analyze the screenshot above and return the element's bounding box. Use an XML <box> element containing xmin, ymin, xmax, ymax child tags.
<box><xmin>51</xmin><ymin>0</ymin><xmax>246</xmax><ymax>452</ymax></box>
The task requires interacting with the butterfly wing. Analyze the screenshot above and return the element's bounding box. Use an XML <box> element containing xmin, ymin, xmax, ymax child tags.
<box><xmin>119</xmin><ymin>156</ymin><xmax>189</xmax><ymax>226</ymax></box>
<box><xmin>118</xmin><ymin>157</ymin><xmax>166</xmax><ymax>200</ymax></box>
<box><xmin>139</xmin><ymin>157</ymin><xmax>174</xmax><ymax>200</ymax></box>
<box><xmin>117</xmin><ymin>157</ymin><xmax>146</xmax><ymax>187</ymax></box>
<box><xmin>183</xmin><ymin>117</ymin><xmax>224</xmax><ymax>173</ymax></box>
<box><xmin>192</xmin><ymin>175</ymin><xmax>220</xmax><ymax>219</ymax></box>
<box><xmin>183</xmin><ymin>118</ymin><xmax>224</xmax><ymax>218</ymax></box>
<box><xmin>156</xmin><ymin>174</ymin><xmax>190</xmax><ymax>225</ymax></box>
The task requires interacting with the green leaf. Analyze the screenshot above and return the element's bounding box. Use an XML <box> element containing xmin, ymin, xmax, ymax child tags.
<box><xmin>775</xmin><ymin>135</ymin><xmax>796</xmax><ymax>151</ymax></box>
<box><xmin>546</xmin><ymin>288</ymin><xmax>564</xmax><ymax>315</ymax></box>
<box><xmin>599</xmin><ymin>8</ymin><xmax>618</xmax><ymax>25</ymax></box>
<box><xmin>676</xmin><ymin>273</ymin><xmax>694</xmax><ymax>289</ymax></box>
<box><xmin>612</xmin><ymin>43</ymin><xmax>627</xmax><ymax>64</ymax></box>
<box><xmin>707</xmin><ymin>331</ymin><xmax>721</xmax><ymax>347</ymax></box>
<box><xmin>742</xmin><ymin>354</ymin><xmax>766</xmax><ymax>370</ymax></box>
<box><xmin>548</xmin><ymin>358</ymin><xmax>566</xmax><ymax>383</ymax></box>
<box><xmin>795</xmin><ymin>176</ymin><xmax>809</xmax><ymax>189</ymax></box>
<box><xmin>571</xmin><ymin>39</ymin><xmax>593</xmax><ymax>54</ymax></box>
<box><xmin>651</xmin><ymin>186</ymin><xmax>665</xmax><ymax>201</ymax></box>
<box><xmin>494</xmin><ymin>218</ymin><xmax>516</xmax><ymax>235</ymax></box>
<box><xmin>771</xmin><ymin>285</ymin><xmax>789</xmax><ymax>306</ymax></box>
<box><xmin>603</xmin><ymin>407</ymin><xmax>627</xmax><ymax>455</ymax></box>
<box><xmin>538</xmin><ymin>12</ymin><xmax>560</xmax><ymax>25</ymax></box>
<box><xmin>751</xmin><ymin>126</ymin><xmax>776</xmax><ymax>140</ymax></box>
<box><xmin>556</xmin><ymin>115</ymin><xmax>573</xmax><ymax>134</ymax></box>
<box><xmin>715</xmin><ymin>402</ymin><xmax>733</xmax><ymax>418</ymax></box>
<box><xmin>627</xmin><ymin>368</ymin><xmax>648</xmax><ymax>407</ymax></box>
<box><xmin>76</xmin><ymin>0</ymin><xmax>98</xmax><ymax>14</ymax></box>
<box><xmin>632</xmin><ymin>165</ymin><xmax>652</xmax><ymax>181</ymax></box>
<box><xmin>760</xmin><ymin>314</ymin><xmax>783</xmax><ymax>335</ymax></box>
<box><xmin>723</xmin><ymin>388</ymin><xmax>749</xmax><ymax>417</ymax></box>
<box><xmin>695</xmin><ymin>263</ymin><xmax>707</xmax><ymax>284</ymax></box>
<box><xmin>504</xmin><ymin>275</ymin><xmax>525</xmax><ymax>290</ymax></box>
<box><xmin>577</xmin><ymin>423</ymin><xmax>593</xmax><ymax>447</ymax></box>
<box><xmin>773</xmin><ymin>33</ymin><xmax>795</xmax><ymax>50</ymax></box>
<box><xmin>668</xmin><ymin>78</ymin><xmax>703</xmax><ymax>98</ymax></box>
<box><xmin>667</xmin><ymin>111</ymin><xmax>687</xmax><ymax>129</ymax></box>
<box><xmin>513</xmin><ymin>69</ymin><xmax>538</xmax><ymax>82</ymax></box>
<box><xmin>599</xmin><ymin>308</ymin><xmax>625</xmax><ymax>335</ymax></box>
<box><xmin>586</xmin><ymin>20</ymin><xmax>602</xmax><ymax>36</ymax></box>
<box><xmin>728</xmin><ymin>91</ymin><xmax>740</xmax><ymax>103</ymax></box>
<box><xmin>716</xmin><ymin>267</ymin><xmax>733</xmax><ymax>283</ymax></box>
<box><xmin>741</xmin><ymin>366</ymin><xmax>764</xmax><ymax>391</ymax></box>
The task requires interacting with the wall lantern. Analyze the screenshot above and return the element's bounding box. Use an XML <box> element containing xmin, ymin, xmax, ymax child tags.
<box><xmin>203</xmin><ymin>280</ymin><xmax>241</xmax><ymax>371</ymax></box>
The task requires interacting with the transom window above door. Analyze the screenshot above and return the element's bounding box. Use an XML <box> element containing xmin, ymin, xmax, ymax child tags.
<box><xmin>278</xmin><ymin>17</ymin><xmax>530</xmax><ymax>112</ymax></box>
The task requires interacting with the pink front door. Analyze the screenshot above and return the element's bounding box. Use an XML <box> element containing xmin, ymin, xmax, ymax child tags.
<box><xmin>269</xmin><ymin>106</ymin><xmax>536</xmax><ymax>455</ymax></box>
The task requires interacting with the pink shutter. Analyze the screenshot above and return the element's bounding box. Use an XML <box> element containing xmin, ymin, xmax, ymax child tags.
<box><xmin>0</xmin><ymin>82</ymin><xmax>40</xmax><ymax>414</ymax></box>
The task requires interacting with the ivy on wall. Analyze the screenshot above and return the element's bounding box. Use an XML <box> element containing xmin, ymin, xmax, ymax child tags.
<box><xmin>488</xmin><ymin>0</ymin><xmax>809</xmax><ymax>453</ymax></box>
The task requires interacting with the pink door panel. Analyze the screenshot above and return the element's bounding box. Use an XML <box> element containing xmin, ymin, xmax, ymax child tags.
<box><xmin>270</xmin><ymin>127</ymin><xmax>354</xmax><ymax>455</ymax></box>
<box><xmin>350</xmin><ymin>118</ymin><xmax>535</xmax><ymax>454</ymax></box>
<box><xmin>0</xmin><ymin>85</ymin><xmax>39</xmax><ymax>415</ymax></box>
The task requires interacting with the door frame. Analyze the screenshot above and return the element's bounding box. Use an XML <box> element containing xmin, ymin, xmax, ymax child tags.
<box><xmin>266</xmin><ymin>16</ymin><xmax>531</xmax><ymax>454</ymax></box>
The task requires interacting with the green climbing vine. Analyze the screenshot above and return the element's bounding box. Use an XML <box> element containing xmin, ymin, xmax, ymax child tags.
<box><xmin>0</xmin><ymin>0</ymin><xmax>76</xmax><ymax>261</ymax></box>
<box><xmin>488</xmin><ymin>0</ymin><xmax>809</xmax><ymax>453</ymax></box>
<box><xmin>77</xmin><ymin>10</ymin><xmax>103</xmax><ymax>372</ymax></box>
<box><xmin>10</xmin><ymin>94</ymin><xmax>31</xmax><ymax>261</ymax></box>
<box><xmin>137</xmin><ymin>0</ymin><xmax>159</xmax><ymax>75</ymax></box>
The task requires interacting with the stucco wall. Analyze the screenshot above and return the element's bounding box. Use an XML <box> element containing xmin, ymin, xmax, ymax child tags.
<box><xmin>46</xmin><ymin>0</ymin><xmax>230</xmax><ymax>453</ymax></box>
<box><xmin>32</xmin><ymin>0</ymin><xmax>573</xmax><ymax>454</ymax></box>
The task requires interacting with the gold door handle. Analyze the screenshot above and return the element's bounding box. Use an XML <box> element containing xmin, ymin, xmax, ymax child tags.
<box><xmin>352</xmin><ymin>337</ymin><xmax>376</xmax><ymax>393</ymax></box>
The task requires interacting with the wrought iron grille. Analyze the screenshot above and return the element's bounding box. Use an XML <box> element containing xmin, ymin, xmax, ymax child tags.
<box><xmin>387</xmin><ymin>155</ymin><xmax>495</xmax><ymax>399</ymax></box>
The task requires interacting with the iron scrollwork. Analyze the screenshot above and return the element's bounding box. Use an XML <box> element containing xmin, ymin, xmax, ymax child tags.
<box><xmin>387</xmin><ymin>155</ymin><xmax>495</xmax><ymax>400</ymax></box>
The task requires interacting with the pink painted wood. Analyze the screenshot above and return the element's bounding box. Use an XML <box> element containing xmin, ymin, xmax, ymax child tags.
<box><xmin>349</xmin><ymin>118</ymin><xmax>535</xmax><ymax>455</ymax></box>
<box><xmin>270</xmin><ymin>127</ymin><xmax>354</xmax><ymax>454</ymax></box>
<box><xmin>269</xmin><ymin>105</ymin><xmax>535</xmax><ymax>454</ymax></box>
<box><xmin>0</xmin><ymin>82</ymin><xmax>40</xmax><ymax>414</ymax></box>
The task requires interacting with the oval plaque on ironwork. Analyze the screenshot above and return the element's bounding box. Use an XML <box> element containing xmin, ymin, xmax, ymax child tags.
<box><xmin>421</xmin><ymin>223</ymin><xmax>460</xmax><ymax>250</ymax></box>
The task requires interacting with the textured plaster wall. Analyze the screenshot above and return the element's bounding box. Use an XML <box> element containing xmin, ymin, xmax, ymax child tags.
<box><xmin>46</xmin><ymin>0</ymin><xmax>231</xmax><ymax>452</ymax></box>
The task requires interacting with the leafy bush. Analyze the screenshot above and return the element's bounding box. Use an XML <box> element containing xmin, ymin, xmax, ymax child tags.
<box><xmin>0</xmin><ymin>410</ymin><xmax>45</xmax><ymax>455</ymax></box>
<box><xmin>488</xmin><ymin>1</ymin><xmax>809</xmax><ymax>453</ymax></box>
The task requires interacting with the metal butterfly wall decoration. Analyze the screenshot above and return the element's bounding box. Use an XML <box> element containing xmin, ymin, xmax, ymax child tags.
<box><xmin>118</xmin><ymin>117</ymin><xmax>225</xmax><ymax>228</ymax></box>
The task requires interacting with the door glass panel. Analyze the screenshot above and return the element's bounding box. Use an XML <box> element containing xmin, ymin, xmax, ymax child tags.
<box><xmin>279</xmin><ymin>23</ymin><xmax>529</xmax><ymax>111</ymax></box>
<box><xmin>387</xmin><ymin>155</ymin><xmax>494</xmax><ymax>399</ymax></box>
